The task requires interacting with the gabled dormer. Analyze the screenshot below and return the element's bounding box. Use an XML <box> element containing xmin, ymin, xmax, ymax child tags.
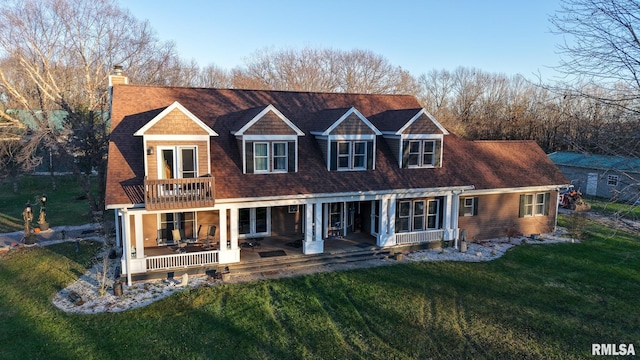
<box><xmin>310</xmin><ymin>107</ymin><xmax>382</xmax><ymax>171</ymax></box>
<box><xmin>373</xmin><ymin>108</ymin><xmax>448</xmax><ymax>168</ymax></box>
<box><xmin>134</xmin><ymin>101</ymin><xmax>218</xmax><ymax>210</ymax></box>
<box><xmin>231</xmin><ymin>104</ymin><xmax>304</xmax><ymax>174</ymax></box>
<box><xmin>134</xmin><ymin>101</ymin><xmax>218</xmax><ymax>181</ymax></box>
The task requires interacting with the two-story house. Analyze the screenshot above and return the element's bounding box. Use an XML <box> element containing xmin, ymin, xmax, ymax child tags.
<box><xmin>105</xmin><ymin>71</ymin><xmax>568</xmax><ymax>284</ymax></box>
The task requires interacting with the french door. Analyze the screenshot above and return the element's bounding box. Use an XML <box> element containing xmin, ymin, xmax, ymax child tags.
<box><xmin>159</xmin><ymin>147</ymin><xmax>197</xmax><ymax>179</ymax></box>
<box><xmin>239</xmin><ymin>207</ymin><xmax>269</xmax><ymax>238</ymax></box>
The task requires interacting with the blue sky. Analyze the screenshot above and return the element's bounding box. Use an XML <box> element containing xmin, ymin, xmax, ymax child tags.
<box><xmin>121</xmin><ymin>0</ymin><xmax>565</xmax><ymax>80</ymax></box>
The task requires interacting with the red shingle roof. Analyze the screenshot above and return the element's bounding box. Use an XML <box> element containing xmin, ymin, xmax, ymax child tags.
<box><xmin>105</xmin><ymin>85</ymin><xmax>568</xmax><ymax>207</ymax></box>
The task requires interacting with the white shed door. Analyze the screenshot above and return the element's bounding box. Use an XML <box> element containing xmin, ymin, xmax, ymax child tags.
<box><xmin>586</xmin><ymin>172</ymin><xmax>598</xmax><ymax>196</ymax></box>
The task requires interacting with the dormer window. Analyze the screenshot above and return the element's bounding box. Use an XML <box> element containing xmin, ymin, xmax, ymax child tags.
<box><xmin>337</xmin><ymin>141</ymin><xmax>367</xmax><ymax>170</ymax></box>
<box><xmin>254</xmin><ymin>142</ymin><xmax>288</xmax><ymax>173</ymax></box>
<box><xmin>407</xmin><ymin>140</ymin><xmax>437</xmax><ymax>168</ymax></box>
<box><xmin>330</xmin><ymin>138</ymin><xmax>374</xmax><ymax>171</ymax></box>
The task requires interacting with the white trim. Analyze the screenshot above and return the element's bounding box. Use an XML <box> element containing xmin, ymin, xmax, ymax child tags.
<box><xmin>396</xmin><ymin>108</ymin><xmax>449</xmax><ymax>135</ymax></box>
<box><xmin>241</xmin><ymin>134</ymin><xmax>298</xmax><ymax>141</ymax></box>
<box><xmin>142</xmin><ymin>134</ymin><xmax>211</xmax><ymax>141</ymax></box>
<box><xmin>462</xmin><ymin>185</ymin><xmax>567</xmax><ymax>196</ymax></box>
<box><xmin>322</xmin><ymin>107</ymin><xmax>382</xmax><ymax>136</ymax></box>
<box><xmin>134</xmin><ymin>101</ymin><xmax>218</xmax><ymax>136</ymax></box>
<box><xmin>233</xmin><ymin>104</ymin><xmax>304</xmax><ymax>136</ymax></box>
<box><xmin>328</xmin><ymin>134</ymin><xmax>377</xmax><ymax>141</ymax></box>
<box><xmin>400</xmin><ymin>134</ymin><xmax>444</xmax><ymax>140</ymax></box>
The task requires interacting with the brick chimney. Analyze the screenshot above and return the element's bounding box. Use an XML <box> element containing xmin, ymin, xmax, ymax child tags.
<box><xmin>108</xmin><ymin>65</ymin><xmax>129</xmax><ymax>86</ymax></box>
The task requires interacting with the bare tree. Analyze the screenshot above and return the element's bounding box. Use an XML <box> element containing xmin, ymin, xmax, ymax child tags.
<box><xmin>550</xmin><ymin>0</ymin><xmax>640</xmax><ymax>113</ymax></box>
<box><xmin>234</xmin><ymin>47</ymin><xmax>418</xmax><ymax>94</ymax></box>
<box><xmin>0</xmin><ymin>0</ymin><xmax>183</xmax><ymax>211</ymax></box>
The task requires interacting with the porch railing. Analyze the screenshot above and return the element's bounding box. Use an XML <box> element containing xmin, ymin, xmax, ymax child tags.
<box><xmin>145</xmin><ymin>250</ymin><xmax>219</xmax><ymax>271</ymax></box>
<box><xmin>144</xmin><ymin>177</ymin><xmax>215</xmax><ymax>210</ymax></box>
<box><xmin>395</xmin><ymin>229</ymin><xmax>445</xmax><ymax>245</ymax></box>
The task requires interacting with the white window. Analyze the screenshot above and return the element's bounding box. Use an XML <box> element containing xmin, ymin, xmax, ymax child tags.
<box><xmin>406</xmin><ymin>140</ymin><xmax>437</xmax><ymax>167</ymax></box>
<box><xmin>254</xmin><ymin>143</ymin><xmax>269</xmax><ymax>172</ymax></box>
<box><xmin>397</xmin><ymin>199</ymin><xmax>440</xmax><ymax>232</ymax></box>
<box><xmin>253</xmin><ymin>142</ymin><xmax>288</xmax><ymax>173</ymax></box>
<box><xmin>336</xmin><ymin>141</ymin><xmax>368</xmax><ymax>171</ymax></box>
<box><xmin>337</xmin><ymin>142</ymin><xmax>351</xmax><ymax>170</ymax></box>
<box><xmin>272</xmin><ymin>142</ymin><xmax>287</xmax><ymax>172</ymax></box>
<box><xmin>462</xmin><ymin>197</ymin><xmax>475</xmax><ymax>216</ymax></box>
<box><xmin>521</xmin><ymin>193</ymin><xmax>548</xmax><ymax>217</ymax></box>
<box><xmin>607</xmin><ymin>174</ymin><xmax>619</xmax><ymax>186</ymax></box>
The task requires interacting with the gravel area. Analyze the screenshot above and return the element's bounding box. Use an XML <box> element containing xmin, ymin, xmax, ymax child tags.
<box><xmin>51</xmin><ymin>230</ymin><xmax>579</xmax><ymax>314</ymax></box>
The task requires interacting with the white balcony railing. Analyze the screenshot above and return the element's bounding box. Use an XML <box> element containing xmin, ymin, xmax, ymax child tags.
<box><xmin>395</xmin><ymin>229</ymin><xmax>445</xmax><ymax>245</ymax></box>
<box><xmin>145</xmin><ymin>250</ymin><xmax>219</xmax><ymax>271</ymax></box>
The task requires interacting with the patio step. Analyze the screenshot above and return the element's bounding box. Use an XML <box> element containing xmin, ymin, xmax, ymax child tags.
<box><xmin>225</xmin><ymin>248</ymin><xmax>395</xmax><ymax>279</ymax></box>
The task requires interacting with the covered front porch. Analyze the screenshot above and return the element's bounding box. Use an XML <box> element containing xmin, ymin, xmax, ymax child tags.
<box><xmin>115</xmin><ymin>188</ymin><xmax>467</xmax><ymax>284</ymax></box>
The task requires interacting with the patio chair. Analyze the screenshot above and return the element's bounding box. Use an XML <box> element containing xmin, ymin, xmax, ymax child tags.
<box><xmin>204</xmin><ymin>225</ymin><xmax>217</xmax><ymax>250</ymax></box>
<box><xmin>172</xmin><ymin>229</ymin><xmax>188</xmax><ymax>253</ymax></box>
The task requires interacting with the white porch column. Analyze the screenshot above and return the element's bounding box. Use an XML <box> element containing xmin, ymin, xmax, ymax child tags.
<box><xmin>218</xmin><ymin>207</ymin><xmax>228</xmax><ymax>249</ymax></box>
<box><xmin>314</xmin><ymin>202</ymin><xmax>323</xmax><ymax>242</ymax></box>
<box><xmin>133</xmin><ymin>212</ymin><xmax>144</xmax><ymax>259</ymax></box>
<box><xmin>378</xmin><ymin>195</ymin><xmax>396</xmax><ymax>247</ymax></box>
<box><xmin>114</xmin><ymin>211</ymin><xmax>122</xmax><ymax>249</ymax></box>
<box><xmin>304</xmin><ymin>202</ymin><xmax>314</xmax><ymax>243</ymax></box>
<box><xmin>219</xmin><ymin>206</ymin><xmax>240</xmax><ymax>264</ymax></box>
<box><xmin>304</xmin><ymin>202</ymin><xmax>324</xmax><ymax>254</ymax></box>
<box><xmin>122</xmin><ymin>210</ymin><xmax>132</xmax><ymax>286</ymax></box>
<box><xmin>449</xmin><ymin>192</ymin><xmax>461</xmax><ymax>249</ymax></box>
<box><xmin>229</xmin><ymin>207</ymin><xmax>239</xmax><ymax>250</ymax></box>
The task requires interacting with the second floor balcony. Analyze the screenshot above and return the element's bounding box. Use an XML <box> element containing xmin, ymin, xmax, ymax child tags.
<box><xmin>144</xmin><ymin>176</ymin><xmax>215</xmax><ymax>210</ymax></box>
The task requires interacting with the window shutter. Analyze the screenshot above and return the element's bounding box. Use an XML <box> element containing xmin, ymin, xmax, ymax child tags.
<box><xmin>518</xmin><ymin>194</ymin><xmax>525</xmax><ymax>217</ymax></box>
<box><xmin>473</xmin><ymin>197</ymin><xmax>479</xmax><ymax>216</ymax></box>
<box><xmin>434</xmin><ymin>139</ymin><xmax>442</xmax><ymax>167</ymax></box>
<box><xmin>458</xmin><ymin>198</ymin><xmax>464</xmax><ymax>216</ymax></box>
<box><xmin>544</xmin><ymin>192</ymin><xmax>551</xmax><ymax>215</ymax></box>
<box><xmin>366</xmin><ymin>141</ymin><xmax>374</xmax><ymax>169</ymax></box>
<box><xmin>288</xmin><ymin>141</ymin><xmax>296</xmax><ymax>173</ymax></box>
<box><xmin>245</xmin><ymin>141</ymin><xmax>254</xmax><ymax>174</ymax></box>
<box><xmin>401</xmin><ymin>140</ymin><xmax>410</xmax><ymax>168</ymax></box>
<box><xmin>330</xmin><ymin>141</ymin><xmax>337</xmax><ymax>170</ymax></box>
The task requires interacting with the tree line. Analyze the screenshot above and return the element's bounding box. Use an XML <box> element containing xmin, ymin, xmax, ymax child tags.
<box><xmin>0</xmin><ymin>0</ymin><xmax>638</xmax><ymax>211</ymax></box>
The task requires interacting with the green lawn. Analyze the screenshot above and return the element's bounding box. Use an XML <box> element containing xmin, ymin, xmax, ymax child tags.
<box><xmin>0</xmin><ymin>219</ymin><xmax>638</xmax><ymax>359</ymax></box>
<box><xmin>584</xmin><ymin>196</ymin><xmax>640</xmax><ymax>220</ymax></box>
<box><xmin>0</xmin><ymin>175</ymin><xmax>98</xmax><ymax>232</ymax></box>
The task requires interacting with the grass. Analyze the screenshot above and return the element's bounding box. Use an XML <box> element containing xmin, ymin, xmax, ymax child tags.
<box><xmin>0</xmin><ymin>218</ymin><xmax>639</xmax><ymax>359</ymax></box>
<box><xmin>584</xmin><ymin>195</ymin><xmax>640</xmax><ymax>220</ymax></box>
<box><xmin>0</xmin><ymin>175</ymin><xmax>99</xmax><ymax>232</ymax></box>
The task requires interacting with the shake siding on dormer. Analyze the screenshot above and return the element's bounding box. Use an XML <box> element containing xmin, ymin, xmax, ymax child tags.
<box><xmin>242</xmin><ymin>111</ymin><xmax>299</xmax><ymax>135</ymax></box>
<box><xmin>331</xmin><ymin>113</ymin><xmax>376</xmax><ymax>135</ymax></box>
<box><xmin>402</xmin><ymin>113</ymin><xmax>445</xmax><ymax>134</ymax></box>
<box><xmin>144</xmin><ymin>108</ymin><xmax>210</xmax><ymax>135</ymax></box>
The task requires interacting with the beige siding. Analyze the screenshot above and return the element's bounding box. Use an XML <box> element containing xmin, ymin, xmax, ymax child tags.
<box><xmin>146</xmin><ymin>140</ymin><xmax>209</xmax><ymax>180</ymax></box>
<box><xmin>331</xmin><ymin>113</ymin><xmax>375</xmax><ymax>135</ymax></box>
<box><xmin>402</xmin><ymin>113</ymin><xmax>443</xmax><ymax>134</ymax></box>
<box><xmin>243</xmin><ymin>111</ymin><xmax>298</xmax><ymax>135</ymax></box>
<box><xmin>271</xmin><ymin>206</ymin><xmax>302</xmax><ymax>236</ymax></box>
<box><xmin>142</xmin><ymin>214</ymin><xmax>157</xmax><ymax>248</ymax></box>
<box><xmin>458</xmin><ymin>192</ymin><xmax>558</xmax><ymax>241</ymax></box>
<box><xmin>196</xmin><ymin>210</ymin><xmax>220</xmax><ymax>242</ymax></box>
<box><xmin>145</xmin><ymin>109</ymin><xmax>209</xmax><ymax>135</ymax></box>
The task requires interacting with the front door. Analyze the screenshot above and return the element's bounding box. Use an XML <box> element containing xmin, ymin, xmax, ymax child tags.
<box><xmin>586</xmin><ymin>172</ymin><xmax>598</xmax><ymax>196</ymax></box>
